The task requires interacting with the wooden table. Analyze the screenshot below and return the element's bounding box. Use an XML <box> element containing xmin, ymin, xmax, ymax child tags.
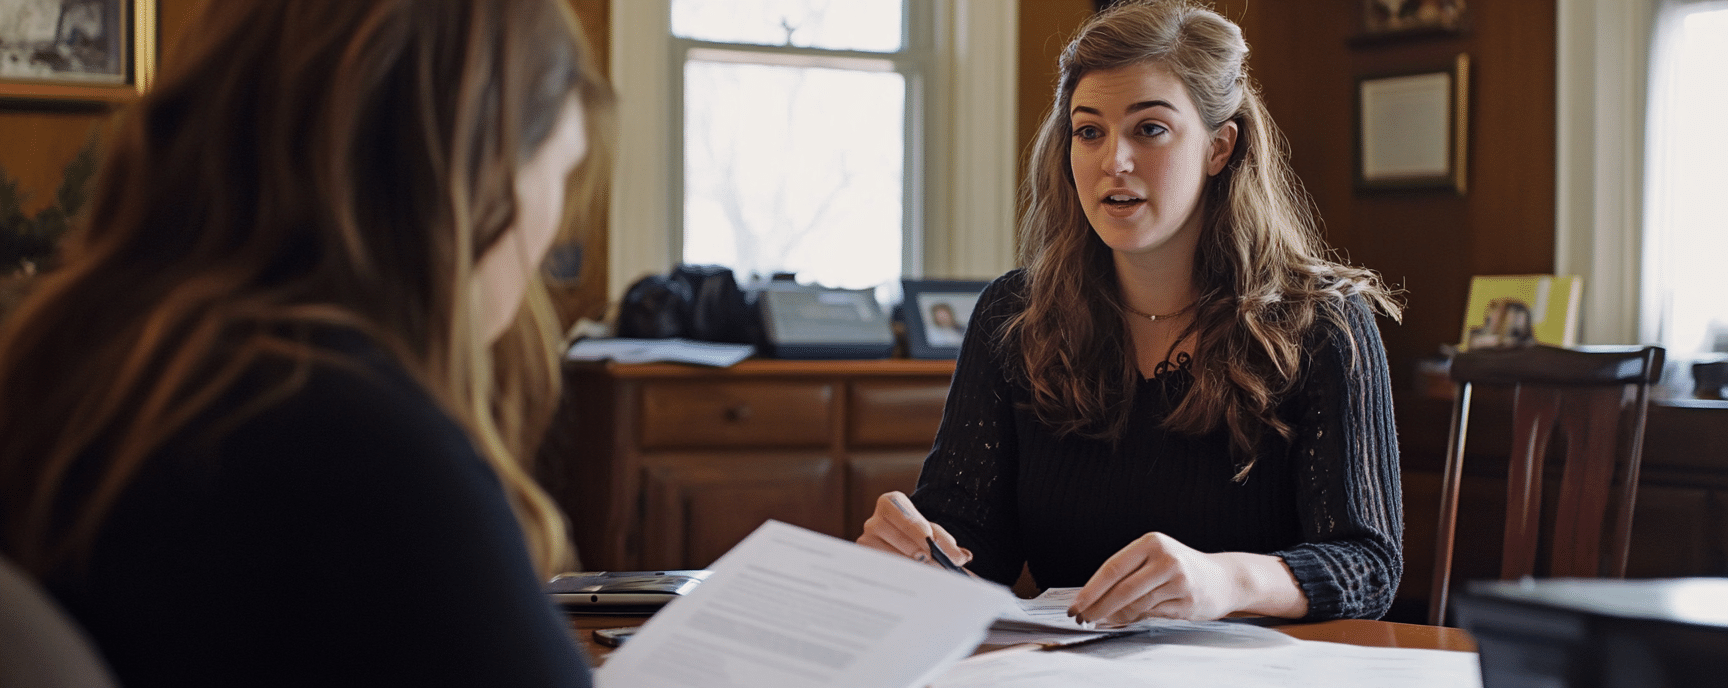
<box><xmin>567</xmin><ymin>614</ymin><xmax>1476</xmax><ymax>666</ymax></box>
<box><xmin>1273</xmin><ymin>618</ymin><xmax>1475</xmax><ymax>652</ymax></box>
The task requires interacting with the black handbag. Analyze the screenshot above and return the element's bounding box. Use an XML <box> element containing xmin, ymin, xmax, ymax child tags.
<box><xmin>616</xmin><ymin>265</ymin><xmax>757</xmax><ymax>344</ymax></box>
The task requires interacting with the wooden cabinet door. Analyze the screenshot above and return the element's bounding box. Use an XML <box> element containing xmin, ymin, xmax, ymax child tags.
<box><xmin>640</xmin><ymin>452</ymin><xmax>844</xmax><ymax>569</ymax></box>
<box><xmin>845</xmin><ymin>452</ymin><xmax>928</xmax><ymax>540</ymax></box>
<box><xmin>1625</xmin><ymin>484</ymin><xmax>1715</xmax><ymax>578</ymax></box>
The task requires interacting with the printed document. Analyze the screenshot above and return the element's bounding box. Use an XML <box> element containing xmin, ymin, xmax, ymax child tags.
<box><xmin>595</xmin><ymin>520</ymin><xmax>1014</xmax><ymax>688</ymax></box>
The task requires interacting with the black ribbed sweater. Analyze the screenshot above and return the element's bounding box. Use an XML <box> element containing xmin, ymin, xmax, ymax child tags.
<box><xmin>911</xmin><ymin>270</ymin><xmax>1402</xmax><ymax>620</ymax></box>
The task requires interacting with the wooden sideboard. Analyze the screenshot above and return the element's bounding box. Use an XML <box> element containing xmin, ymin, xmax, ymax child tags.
<box><xmin>539</xmin><ymin>358</ymin><xmax>1728</xmax><ymax>612</ymax></box>
<box><xmin>538</xmin><ymin>359</ymin><xmax>955</xmax><ymax>571</ymax></box>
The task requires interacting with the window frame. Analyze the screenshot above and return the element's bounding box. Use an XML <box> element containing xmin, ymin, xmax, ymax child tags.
<box><xmin>668</xmin><ymin>2</ymin><xmax>929</xmax><ymax>288</ymax></box>
<box><xmin>607</xmin><ymin>0</ymin><xmax>1019</xmax><ymax>300</ymax></box>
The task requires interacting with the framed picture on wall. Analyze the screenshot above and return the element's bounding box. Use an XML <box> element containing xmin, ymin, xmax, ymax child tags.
<box><xmin>1361</xmin><ymin>0</ymin><xmax>1467</xmax><ymax>38</ymax></box>
<box><xmin>0</xmin><ymin>0</ymin><xmax>155</xmax><ymax>104</ymax></box>
<box><xmin>1355</xmin><ymin>53</ymin><xmax>1470</xmax><ymax>193</ymax></box>
<box><xmin>900</xmin><ymin>279</ymin><xmax>988</xmax><ymax>360</ymax></box>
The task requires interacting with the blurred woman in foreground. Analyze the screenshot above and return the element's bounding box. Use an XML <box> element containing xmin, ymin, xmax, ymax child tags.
<box><xmin>0</xmin><ymin>1</ymin><xmax>612</xmax><ymax>685</ymax></box>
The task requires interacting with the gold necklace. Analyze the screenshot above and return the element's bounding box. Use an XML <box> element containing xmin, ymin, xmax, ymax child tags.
<box><xmin>1122</xmin><ymin>300</ymin><xmax>1196</xmax><ymax>322</ymax></box>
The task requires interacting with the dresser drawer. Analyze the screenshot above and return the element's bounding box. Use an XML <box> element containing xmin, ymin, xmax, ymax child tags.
<box><xmin>850</xmin><ymin>380</ymin><xmax>950</xmax><ymax>447</ymax></box>
<box><xmin>639</xmin><ymin>380</ymin><xmax>834</xmax><ymax>448</ymax></box>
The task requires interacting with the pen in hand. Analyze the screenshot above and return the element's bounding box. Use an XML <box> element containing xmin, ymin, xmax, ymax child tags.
<box><xmin>926</xmin><ymin>536</ymin><xmax>968</xmax><ymax>576</ymax></box>
<box><xmin>883</xmin><ymin>491</ymin><xmax>969</xmax><ymax>575</ymax></box>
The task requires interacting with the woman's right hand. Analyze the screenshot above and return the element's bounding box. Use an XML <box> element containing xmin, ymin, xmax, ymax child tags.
<box><xmin>856</xmin><ymin>491</ymin><xmax>972</xmax><ymax>569</ymax></box>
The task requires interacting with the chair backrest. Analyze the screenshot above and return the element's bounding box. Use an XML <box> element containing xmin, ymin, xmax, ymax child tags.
<box><xmin>0</xmin><ymin>553</ymin><xmax>119</xmax><ymax>688</ymax></box>
<box><xmin>1427</xmin><ymin>345</ymin><xmax>1664</xmax><ymax>626</ymax></box>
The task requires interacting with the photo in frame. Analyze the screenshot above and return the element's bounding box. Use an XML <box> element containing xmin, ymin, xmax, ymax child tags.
<box><xmin>1356</xmin><ymin>53</ymin><xmax>1469</xmax><ymax>193</ymax></box>
<box><xmin>0</xmin><ymin>0</ymin><xmax>155</xmax><ymax>104</ymax></box>
<box><xmin>1362</xmin><ymin>0</ymin><xmax>1466</xmax><ymax>37</ymax></box>
<box><xmin>900</xmin><ymin>279</ymin><xmax>988</xmax><ymax>360</ymax></box>
<box><xmin>1458</xmin><ymin>274</ymin><xmax>1583</xmax><ymax>351</ymax></box>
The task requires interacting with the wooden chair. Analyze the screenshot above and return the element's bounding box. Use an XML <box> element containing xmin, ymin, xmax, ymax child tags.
<box><xmin>1428</xmin><ymin>345</ymin><xmax>1665</xmax><ymax>626</ymax></box>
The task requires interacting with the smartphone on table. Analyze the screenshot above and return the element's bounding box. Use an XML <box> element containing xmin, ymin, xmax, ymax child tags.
<box><xmin>592</xmin><ymin>626</ymin><xmax>636</xmax><ymax>647</ymax></box>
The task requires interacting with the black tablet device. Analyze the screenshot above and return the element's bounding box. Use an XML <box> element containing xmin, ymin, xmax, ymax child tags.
<box><xmin>546</xmin><ymin>570</ymin><xmax>711</xmax><ymax>614</ymax></box>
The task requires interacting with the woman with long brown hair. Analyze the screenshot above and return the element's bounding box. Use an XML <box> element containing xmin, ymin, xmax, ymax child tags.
<box><xmin>860</xmin><ymin>0</ymin><xmax>1403</xmax><ymax>625</ymax></box>
<box><xmin>0</xmin><ymin>1</ymin><xmax>611</xmax><ymax>684</ymax></box>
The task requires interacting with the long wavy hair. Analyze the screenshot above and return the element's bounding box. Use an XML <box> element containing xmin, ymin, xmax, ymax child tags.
<box><xmin>0</xmin><ymin>0</ymin><xmax>614</xmax><ymax>577</ymax></box>
<box><xmin>1009</xmin><ymin>0</ymin><xmax>1400</xmax><ymax>473</ymax></box>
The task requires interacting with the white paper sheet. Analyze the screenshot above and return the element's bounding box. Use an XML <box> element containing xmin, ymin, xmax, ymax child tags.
<box><xmin>987</xmin><ymin>588</ymin><xmax>1141</xmax><ymax>646</ymax></box>
<box><xmin>595</xmin><ymin>520</ymin><xmax>1014</xmax><ymax>688</ymax></box>
<box><xmin>985</xmin><ymin>590</ymin><xmax>1301</xmax><ymax>649</ymax></box>
<box><xmin>934</xmin><ymin>636</ymin><xmax>1482</xmax><ymax>688</ymax></box>
<box><xmin>995</xmin><ymin>587</ymin><xmax>1096</xmax><ymax>630</ymax></box>
<box><xmin>565</xmin><ymin>337</ymin><xmax>754</xmax><ymax>367</ymax></box>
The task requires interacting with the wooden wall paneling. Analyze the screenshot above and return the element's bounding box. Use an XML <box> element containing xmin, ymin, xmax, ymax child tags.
<box><xmin>1220</xmin><ymin>0</ymin><xmax>1558</xmax><ymax>391</ymax></box>
<box><xmin>155</xmin><ymin>0</ymin><xmax>208</xmax><ymax>61</ymax></box>
<box><xmin>553</xmin><ymin>0</ymin><xmax>612</xmax><ymax>325</ymax></box>
<box><xmin>0</xmin><ymin>111</ymin><xmax>103</xmax><ymax>218</ymax></box>
<box><xmin>1016</xmin><ymin>0</ymin><xmax>1097</xmax><ymax>187</ymax></box>
<box><xmin>1346</xmin><ymin>43</ymin><xmax>1480</xmax><ymax>393</ymax></box>
<box><xmin>1464</xmin><ymin>0</ymin><xmax>1557</xmax><ymax>278</ymax></box>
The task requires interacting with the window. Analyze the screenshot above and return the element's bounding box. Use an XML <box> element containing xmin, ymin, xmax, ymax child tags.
<box><xmin>1645</xmin><ymin>1</ymin><xmax>1728</xmax><ymax>357</ymax></box>
<box><xmin>673</xmin><ymin>0</ymin><xmax>917</xmax><ymax>291</ymax></box>
<box><xmin>607</xmin><ymin>1</ymin><xmax>1018</xmax><ymax>301</ymax></box>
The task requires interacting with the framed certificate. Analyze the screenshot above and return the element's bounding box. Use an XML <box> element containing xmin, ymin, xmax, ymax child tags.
<box><xmin>1356</xmin><ymin>53</ymin><xmax>1470</xmax><ymax>193</ymax></box>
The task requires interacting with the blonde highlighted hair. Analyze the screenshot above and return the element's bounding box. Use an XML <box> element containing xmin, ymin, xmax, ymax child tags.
<box><xmin>0</xmin><ymin>0</ymin><xmax>614</xmax><ymax>577</ymax></box>
<box><xmin>1010</xmin><ymin>0</ymin><xmax>1399</xmax><ymax>472</ymax></box>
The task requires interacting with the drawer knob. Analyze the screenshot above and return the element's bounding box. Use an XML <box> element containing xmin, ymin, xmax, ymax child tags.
<box><xmin>724</xmin><ymin>404</ymin><xmax>753</xmax><ymax>422</ymax></box>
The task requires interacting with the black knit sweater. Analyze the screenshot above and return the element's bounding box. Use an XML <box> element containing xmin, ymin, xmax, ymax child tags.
<box><xmin>911</xmin><ymin>270</ymin><xmax>1402</xmax><ymax>621</ymax></box>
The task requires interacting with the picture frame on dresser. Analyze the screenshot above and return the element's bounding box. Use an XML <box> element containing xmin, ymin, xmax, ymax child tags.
<box><xmin>900</xmin><ymin>279</ymin><xmax>988</xmax><ymax>360</ymax></box>
<box><xmin>0</xmin><ymin>0</ymin><xmax>155</xmax><ymax>105</ymax></box>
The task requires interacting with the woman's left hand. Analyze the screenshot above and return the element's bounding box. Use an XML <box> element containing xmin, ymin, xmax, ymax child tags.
<box><xmin>1066</xmin><ymin>532</ymin><xmax>1308</xmax><ymax>625</ymax></box>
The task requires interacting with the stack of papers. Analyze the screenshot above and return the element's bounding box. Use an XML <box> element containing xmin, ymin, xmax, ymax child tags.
<box><xmin>594</xmin><ymin>521</ymin><xmax>1482</xmax><ymax>688</ymax></box>
<box><xmin>595</xmin><ymin>521</ymin><xmax>1014</xmax><ymax>688</ymax></box>
<box><xmin>985</xmin><ymin>587</ymin><xmax>1257</xmax><ymax>648</ymax></box>
<box><xmin>934</xmin><ymin>634</ymin><xmax>1482</xmax><ymax>688</ymax></box>
<box><xmin>953</xmin><ymin>588</ymin><xmax>1481</xmax><ymax>688</ymax></box>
